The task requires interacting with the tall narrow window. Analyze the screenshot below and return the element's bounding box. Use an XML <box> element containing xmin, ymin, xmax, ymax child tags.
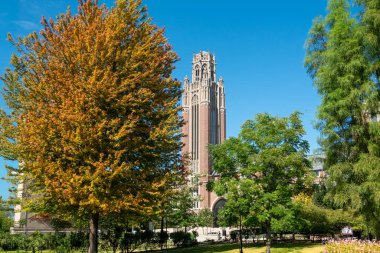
<box><xmin>195</xmin><ymin>65</ymin><xmax>200</xmax><ymax>81</ymax></box>
<box><xmin>191</xmin><ymin>95</ymin><xmax>199</xmax><ymax>161</ymax></box>
<box><xmin>202</xmin><ymin>64</ymin><xmax>207</xmax><ymax>81</ymax></box>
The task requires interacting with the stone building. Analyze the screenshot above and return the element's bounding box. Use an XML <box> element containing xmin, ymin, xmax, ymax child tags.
<box><xmin>182</xmin><ymin>51</ymin><xmax>226</xmax><ymax>213</ymax></box>
<box><xmin>309</xmin><ymin>154</ymin><xmax>326</xmax><ymax>184</ymax></box>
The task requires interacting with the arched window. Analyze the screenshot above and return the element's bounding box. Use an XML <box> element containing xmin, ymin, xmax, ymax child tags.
<box><xmin>212</xmin><ymin>199</ymin><xmax>227</xmax><ymax>227</ymax></box>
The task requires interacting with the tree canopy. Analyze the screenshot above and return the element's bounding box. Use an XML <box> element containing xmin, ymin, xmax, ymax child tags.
<box><xmin>305</xmin><ymin>0</ymin><xmax>380</xmax><ymax>236</ymax></box>
<box><xmin>210</xmin><ymin>112</ymin><xmax>311</xmax><ymax>253</ymax></box>
<box><xmin>0</xmin><ymin>0</ymin><xmax>184</xmax><ymax>252</ymax></box>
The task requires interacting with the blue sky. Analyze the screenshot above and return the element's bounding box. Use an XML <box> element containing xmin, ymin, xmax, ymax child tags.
<box><xmin>0</xmin><ymin>0</ymin><xmax>328</xmax><ymax>199</ymax></box>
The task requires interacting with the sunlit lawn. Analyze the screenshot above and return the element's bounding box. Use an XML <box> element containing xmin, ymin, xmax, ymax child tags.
<box><xmin>0</xmin><ymin>243</ymin><xmax>325</xmax><ymax>253</ymax></box>
<box><xmin>163</xmin><ymin>243</ymin><xmax>325</xmax><ymax>253</ymax></box>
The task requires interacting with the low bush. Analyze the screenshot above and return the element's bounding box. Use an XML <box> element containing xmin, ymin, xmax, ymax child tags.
<box><xmin>170</xmin><ymin>231</ymin><xmax>197</xmax><ymax>247</ymax></box>
<box><xmin>229</xmin><ymin>230</ymin><xmax>238</xmax><ymax>241</ymax></box>
<box><xmin>0</xmin><ymin>231</ymin><xmax>87</xmax><ymax>252</ymax></box>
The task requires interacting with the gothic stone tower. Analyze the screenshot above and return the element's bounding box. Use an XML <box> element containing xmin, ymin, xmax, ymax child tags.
<box><xmin>182</xmin><ymin>51</ymin><xmax>226</xmax><ymax>210</ymax></box>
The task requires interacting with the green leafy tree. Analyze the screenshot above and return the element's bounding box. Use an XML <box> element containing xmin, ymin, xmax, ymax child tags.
<box><xmin>215</xmin><ymin>179</ymin><xmax>253</xmax><ymax>253</ymax></box>
<box><xmin>153</xmin><ymin>165</ymin><xmax>188</xmax><ymax>249</ymax></box>
<box><xmin>210</xmin><ymin>112</ymin><xmax>311</xmax><ymax>253</ymax></box>
<box><xmin>0</xmin><ymin>0</ymin><xmax>183</xmax><ymax>252</ymax></box>
<box><xmin>0</xmin><ymin>197</ymin><xmax>13</xmax><ymax>233</ymax></box>
<box><xmin>305</xmin><ymin>0</ymin><xmax>373</xmax><ymax>170</ymax></box>
<box><xmin>357</xmin><ymin>0</ymin><xmax>380</xmax><ymax>84</ymax></box>
<box><xmin>29</xmin><ymin>231</ymin><xmax>46</xmax><ymax>253</ymax></box>
<box><xmin>99</xmin><ymin>214</ymin><xmax>125</xmax><ymax>253</ymax></box>
<box><xmin>305</xmin><ymin>0</ymin><xmax>380</xmax><ymax>236</ymax></box>
<box><xmin>167</xmin><ymin>185</ymin><xmax>198</xmax><ymax>232</ymax></box>
<box><xmin>196</xmin><ymin>208</ymin><xmax>213</xmax><ymax>234</ymax></box>
<box><xmin>354</xmin><ymin>0</ymin><xmax>380</xmax><ymax>237</ymax></box>
<box><xmin>294</xmin><ymin>193</ymin><xmax>364</xmax><ymax>238</ymax></box>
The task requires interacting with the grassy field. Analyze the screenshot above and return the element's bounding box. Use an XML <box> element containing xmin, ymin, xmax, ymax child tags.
<box><xmin>163</xmin><ymin>243</ymin><xmax>325</xmax><ymax>253</ymax></box>
<box><xmin>0</xmin><ymin>243</ymin><xmax>325</xmax><ymax>253</ymax></box>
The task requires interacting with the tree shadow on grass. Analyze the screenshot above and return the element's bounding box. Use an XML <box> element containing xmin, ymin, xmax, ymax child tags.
<box><xmin>162</xmin><ymin>242</ymin><xmax>323</xmax><ymax>253</ymax></box>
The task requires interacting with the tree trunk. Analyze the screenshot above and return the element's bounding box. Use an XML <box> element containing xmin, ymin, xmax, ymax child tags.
<box><xmin>165</xmin><ymin>217</ymin><xmax>168</xmax><ymax>249</ymax></box>
<box><xmin>88</xmin><ymin>213</ymin><xmax>99</xmax><ymax>253</ymax></box>
<box><xmin>126</xmin><ymin>228</ymin><xmax>130</xmax><ymax>253</ymax></box>
<box><xmin>239</xmin><ymin>213</ymin><xmax>243</xmax><ymax>253</ymax></box>
<box><xmin>265</xmin><ymin>222</ymin><xmax>271</xmax><ymax>253</ymax></box>
<box><xmin>125</xmin><ymin>220</ymin><xmax>130</xmax><ymax>253</ymax></box>
<box><xmin>160</xmin><ymin>216</ymin><xmax>164</xmax><ymax>251</ymax></box>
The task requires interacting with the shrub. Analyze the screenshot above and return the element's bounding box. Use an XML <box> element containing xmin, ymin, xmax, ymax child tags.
<box><xmin>157</xmin><ymin>231</ymin><xmax>169</xmax><ymax>244</ymax></box>
<box><xmin>69</xmin><ymin>231</ymin><xmax>88</xmax><ymax>249</ymax></box>
<box><xmin>0</xmin><ymin>233</ymin><xmax>21</xmax><ymax>251</ymax></box>
<box><xmin>230</xmin><ymin>230</ymin><xmax>238</xmax><ymax>241</ymax></box>
<box><xmin>170</xmin><ymin>231</ymin><xmax>196</xmax><ymax>247</ymax></box>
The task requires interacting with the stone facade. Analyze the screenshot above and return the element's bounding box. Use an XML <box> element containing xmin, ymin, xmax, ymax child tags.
<box><xmin>182</xmin><ymin>51</ymin><xmax>226</xmax><ymax>211</ymax></box>
<box><xmin>309</xmin><ymin>154</ymin><xmax>326</xmax><ymax>184</ymax></box>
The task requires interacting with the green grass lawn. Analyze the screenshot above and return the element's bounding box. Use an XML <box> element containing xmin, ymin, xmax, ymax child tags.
<box><xmin>0</xmin><ymin>243</ymin><xmax>325</xmax><ymax>253</ymax></box>
<box><xmin>162</xmin><ymin>243</ymin><xmax>325</xmax><ymax>253</ymax></box>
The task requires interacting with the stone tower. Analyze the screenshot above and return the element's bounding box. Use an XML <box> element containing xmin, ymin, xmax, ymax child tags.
<box><xmin>182</xmin><ymin>51</ymin><xmax>226</xmax><ymax>210</ymax></box>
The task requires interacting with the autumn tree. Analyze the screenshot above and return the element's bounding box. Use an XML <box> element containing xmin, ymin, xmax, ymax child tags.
<box><xmin>0</xmin><ymin>0</ymin><xmax>184</xmax><ymax>252</ymax></box>
<box><xmin>305</xmin><ymin>0</ymin><xmax>380</xmax><ymax>236</ymax></box>
<box><xmin>210</xmin><ymin>113</ymin><xmax>311</xmax><ymax>253</ymax></box>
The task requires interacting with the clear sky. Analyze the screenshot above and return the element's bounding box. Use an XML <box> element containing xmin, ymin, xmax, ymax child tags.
<box><xmin>0</xmin><ymin>0</ymin><xmax>328</xmax><ymax>199</ymax></box>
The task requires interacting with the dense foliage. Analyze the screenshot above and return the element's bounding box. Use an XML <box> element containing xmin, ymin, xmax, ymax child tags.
<box><xmin>294</xmin><ymin>193</ymin><xmax>364</xmax><ymax>237</ymax></box>
<box><xmin>165</xmin><ymin>185</ymin><xmax>198</xmax><ymax>231</ymax></box>
<box><xmin>305</xmin><ymin>0</ymin><xmax>380</xmax><ymax>237</ymax></box>
<box><xmin>210</xmin><ymin>112</ymin><xmax>312</xmax><ymax>253</ymax></box>
<box><xmin>0</xmin><ymin>198</ymin><xmax>12</xmax><ymax>234</ymax></box>
<box><xmin>0</xmin><ymin>232</ymin><xmax>86</xmax><ymax>252</ymax></box>
<box><xmin>0</xmin><ymin>0</ymin><xmax>184</xmax><ymax>251</ymax></box>
<box><xmin>0</xmin><ymin>230</ymin><xmax>196</xmax><ymax>252</ymax></box>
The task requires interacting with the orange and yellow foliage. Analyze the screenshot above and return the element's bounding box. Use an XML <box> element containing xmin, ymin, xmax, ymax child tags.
<box><xmin>1</xmin><ymin>0</ymin><xmax>184</xmax><ymax>220</ymax></box>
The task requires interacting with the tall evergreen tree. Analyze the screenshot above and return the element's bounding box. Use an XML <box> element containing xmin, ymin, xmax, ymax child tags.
<box><xmin>0</xmin><ymin>0</ymin><xmax>184</xmax><ymax>252</ymax></box>
<box><xmin>306</xmin><ymin>0</ymin><xmax>372</xmax><ymax>169</ymax></box>
<box><xmin>306</xmin><ymin>0</ymin><xmax>380</xmax><ymax>236</ymax></box>
<box><xmin>357</xmin><ymin>0</ymin><xmax>380</xmax><ymax>84</ymax></box>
